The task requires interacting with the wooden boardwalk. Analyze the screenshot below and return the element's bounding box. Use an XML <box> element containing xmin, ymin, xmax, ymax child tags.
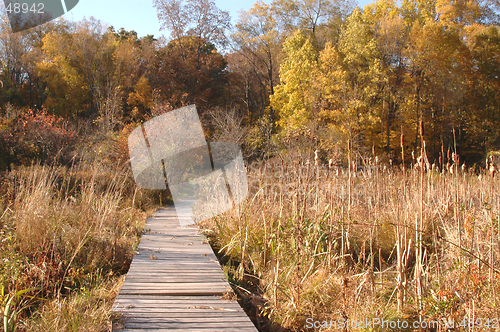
<box><xmin>112</xmin><ymin>206</ymin><xmax>258</xmax><ymax>331</ymax></box>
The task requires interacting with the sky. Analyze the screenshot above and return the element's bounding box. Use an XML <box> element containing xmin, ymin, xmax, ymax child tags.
<box><xmin>63</xmin><ymin>0</ymin><xmax>267</xmax><ymax>38</ymax></box>
<box><xmin>62</xmin><ymin>0</ymin><xmax>371</xmax><ymax>39</ymax></box>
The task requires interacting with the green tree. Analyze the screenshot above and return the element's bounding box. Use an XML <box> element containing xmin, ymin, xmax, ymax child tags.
<box><xmin>270</xmin><ymin>30</ymin><xmax>320</xmax><ymax>130</ymax></box>
<box><xmin>0</xmin><ymin>12</ymin><xmax>67</xmax><ymax>109</ymax></box>
<box><xmin>331</xmin><ymin>7</ymin><xmax>382</xmax><ymax>148</ymax></box>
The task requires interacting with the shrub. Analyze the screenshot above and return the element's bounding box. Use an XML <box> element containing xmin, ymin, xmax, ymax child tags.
<box><xmin>0</xmin><ymin>108</ymin><xmax>77</xmax><ymax>170</ymax></box>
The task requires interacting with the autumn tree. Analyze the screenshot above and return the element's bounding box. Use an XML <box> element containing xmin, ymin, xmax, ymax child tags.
<box><xmin>0</xmin><ymin>11</ymin><xmax>68</xmax><ymax>109</ymax></box>
<box><xmin>153</xmin><ymin>0</ymin><xmax>230</xmax><ymax>47</ymax></box>
<box><xmin>150</xmin><ymin>36</ymin><xmax>227</xmax><ymax>110</ymax></box>
<box><xmin>37</xmin><ymin>19</ymin><xmax>112</xmax><ymax>117</ymax></box>
<box><xmin>273</xmin><ymin>0</ymin><xmax>355</xmax><ymax>44</ymax></box>
<box><xmin>231</xmin><ymin>1</ymin><xmax>282</xmax><ymax>120</ymax></box>
<box><xmin>152</xmin><ymin>0</ymin><xmax>231</xmax><ymax>110</ymax></box>
<box><xmin>318</xmin><ymin>7</ymin><xmax>382</xmax><ymax>152</ymax></box>
<box><xmin>270</xmin><ymin>30</ymin><xmax>321</xmax><ymax>130</ymax></box>
<box><xmin>35</xmin><ymin>19</ymin><xmax>153</xmax><ymax>131</ymax></box>
<box><xmin>361</xmin><ymin>1</ymin><xmax>409</xmax><ymax>155</ymax></box>
<box><xmin>461</xmin><ymin>25</ymin><xmax>500</xmax><ymax>159</ymax></box>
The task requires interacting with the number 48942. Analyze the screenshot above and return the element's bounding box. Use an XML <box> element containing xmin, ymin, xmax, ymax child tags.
<box><xmin>5</xmin><ymin>3</ymin><xmax>45</xmax><ymax>14</ymax></box>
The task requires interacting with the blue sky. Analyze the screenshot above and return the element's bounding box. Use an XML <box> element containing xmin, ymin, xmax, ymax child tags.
<box><xmin>63</xmin><ymin>0</ymin><xmax>371</xmax><ymax>39</ymax></box>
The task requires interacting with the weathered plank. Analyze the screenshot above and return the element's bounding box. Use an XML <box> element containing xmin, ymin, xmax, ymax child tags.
<box><xmin>119</xmin><ymin>328</ymin><xmax>259</xmax><ymax>332</ymax></box>
<box><xmin>112</xmin><ymin>206</ymin><xmax>257</xmax><ymax>331</ymax></box>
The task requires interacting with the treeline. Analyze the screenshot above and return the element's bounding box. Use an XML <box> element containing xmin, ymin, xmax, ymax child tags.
<box><xmin>0</xmin><ymin>0</ymin><xmax>499</xmax><ymax>166</ymax></box>
<box><xmin>266</xmin><ymin>0</ymin><xmax>500</xmax><ymax>165</ymax></box>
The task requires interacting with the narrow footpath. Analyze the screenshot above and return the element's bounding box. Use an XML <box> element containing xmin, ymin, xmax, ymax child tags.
<box><xmin>112</xmin><ymin>206</ymin><xmax>258</xmax><ymax>331</ymax></box>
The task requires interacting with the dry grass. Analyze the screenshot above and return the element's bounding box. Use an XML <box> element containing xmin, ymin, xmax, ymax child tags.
<box><xmin>19</xmin><ymin>276</ymin><xmax>125</xmax><ymax>332</ymax></box>
<box><xmin>0</xmin><ymin>157</ymin><xmax>151</xmax><ymax>331</ymax></box>
<box><xmin>200</xmin><ymin>157</ymin><xmax>500</xmax><ymax>331</ymax></box>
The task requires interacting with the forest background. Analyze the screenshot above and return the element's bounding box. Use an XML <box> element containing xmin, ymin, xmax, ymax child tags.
<box><xmin>1</xmin><ymin>0</ymin><xmax>499</xmax><ymax>167</ymax></box>
<box><xmin>1</xmin><ymin>0</ymin><xmax>500</xmax><ymax>331</ymax></box>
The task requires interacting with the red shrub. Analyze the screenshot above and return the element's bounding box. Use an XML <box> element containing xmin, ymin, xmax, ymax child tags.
<box><xmin>0</xmin><ymin>109</ymin><xmax>77</xmax><ymax>169</ymax></box>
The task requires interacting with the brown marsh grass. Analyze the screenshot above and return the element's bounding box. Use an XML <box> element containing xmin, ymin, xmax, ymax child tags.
<box><xmin>0</xmin><ymin>156</ymin><xmax>151</xmax><ymax>331</ymax></box>
<box><xmin>200</xmin><ymin>158</ymin><xmax>500</xmax><ymax>331</ymax></box>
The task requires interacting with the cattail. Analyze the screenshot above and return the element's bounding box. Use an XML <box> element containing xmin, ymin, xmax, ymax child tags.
<box><xmin>446</xmin><ymin>162</ymin><xmax>450</xmax><ymax>172</ymax></box>
<box><xmin>372</xmin><ymin>145</ymin><xmax>375</xmax><ymax>156</ymax></box>
<box><xmin>314</xmin><ymin>149</ymin><xmax>319</xmax><ymax>166</ymax></box>
<box><xmin>490</xmin><ymin>163</ymin><xmax>496</xmax><ymax>178</ymax></box>
<box><xmin>422</xmin><ymin>140</ymin><xmax>430</xmax><ymax>171</ymax></box>
<box><xmin>401</xmin><ymin>133</ymin><xmax>405</xmax><ymax>172</ymax></box>
<box><xmin>419</xmin><ymin>120</ymin><xmax>424</xmax><ymax>138</ymax></box>
<box><xmin>441</xmin><ymin>145</ymin><xmax>445</xmax><ymax>165</ymax></box>
<box><xmin>348</xmin><ymin>139</ymin><xmax>352</xmax><ymax>174</ymax></box>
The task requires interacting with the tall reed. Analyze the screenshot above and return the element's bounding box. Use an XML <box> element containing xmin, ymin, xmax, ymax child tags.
<box><xmin>0</xmin><ymin>157</ymin><xmax>149</xmax><ymax>330</ymax></box>
<box><xmin>201</xmin><ymin>155</ymin><xmax>500</xmax><ymax>331</ymax></box>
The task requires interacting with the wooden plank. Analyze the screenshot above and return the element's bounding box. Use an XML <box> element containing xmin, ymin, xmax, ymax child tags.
<box><xmin>117</xmin><ymin>290</ymin><xmax>229</xmax><ymax>297</ymax></box>
<box><xmin>121</xmin><ymin>279</ymin><xmax>226</xmax><ymax>284</ymax></box>
<box><xmin>118</xmin><ymin>282</ymin><xmax>231</xmax><ymax>291</ymax></box>
<box><xmin>129</xmin><ymin>255</ymin><xmax>219</xmax><ymax>261</ymax></box>
<box><xmin>113</xmin><ymin>295</ymin><xmax>243</xmax><ymax>303</ymax></box>
<box><xmin>122</xmin><ymin>270</ymin><xmax>224</xmax><ymax>274</ymax></box>
<box><xmin>114</xmin><ymin>298</ymin><xmax>243</xmax><ymax>304</ymax></box>
<box><xmin>122</xmin><ymin>322</ymin><xmax>256</xmax><ymax>329</ymax></box>
<box><xmin>123</xmin><ymin>275</ymin><xmax>226</xmax><ymax>280</ymax></box>
<box><xmin>118</xmin><ymin>286</ymin><xmax>229</xmax><ymax>291</ymax></box>
<box><xmin>112</xmin><ymin>205</ymin><xmax>257</xmax><ymax>331</ymax></box>
<box><xmin>114</xmin><ymin>302</ymin><xmax>244</xmax><ymax>309</ymax></box>
<box><xmin>119</xmin><ymin>329</ymin><xmax>258</xmax><ymax>332</ymax></box>
<box><xmin>120</xmin><ymin>317</ymin><xmax>254</xmax><ymax>322</ymax></box>
<box><xmin>124</xmin><ymin>270</ymin><xmax>225</xmax><ymax>274</ymax></box>
<box><xmin>114</xmin><ymin>309</ymin><xmax>245</xmax><ymax>315</ymax></box>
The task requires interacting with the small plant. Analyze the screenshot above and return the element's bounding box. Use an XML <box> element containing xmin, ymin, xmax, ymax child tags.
<box><xmin>1</xmin><ymin>286</ymin><xmax>38</xmax><ymax>332</ymax></box>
